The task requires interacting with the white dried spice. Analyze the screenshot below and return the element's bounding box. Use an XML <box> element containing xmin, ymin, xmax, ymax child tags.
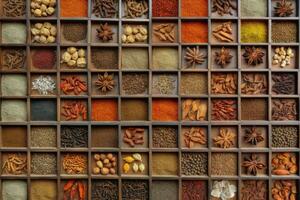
<box><xmin>32</xmin><ymin>75</ymin><xmax>56</xmax><ymax>95</ymax></box>
<box><xmin>211</xmin><ymin>180</ymin><xmax>236</xmax><ymax>200</ymax></box>
<box><xmin>132</xmin><ymin>153</ymin><xmax>142</xmax><ymax>161</ymax></box>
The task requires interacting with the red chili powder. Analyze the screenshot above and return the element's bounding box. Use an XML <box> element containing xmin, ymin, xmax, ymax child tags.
<box><xmin>152</xmin><ymin>0</ymin><xmax>178</xmax><ymax>17</ymax></box>
<box><xmin>181</xmin><ymin>0</ymin><xmax>208</xmax><ymax>17</ymax></box>
<box><xmin>61</xmin><ymin>0</ymin><xmax>88</xmax><ymax>17</ymax></box>
<box><xmin>152</xmin><ymin>99</ymin><xmax>178</xmax><ymax>121</ymax></box>
<box><xmin>92</xmin><ymin>99</ymin><xmax>118</xmax><ymax>121</ymax></box>
<box><xmin>32</xmin><ymin>49</ymin><xmax>56</xmax><ymax>69</ymax></box>
<box><xmin>181</xmin><ymin>22</ymin><xmax>208</xmax><ymax>43</ymax></box>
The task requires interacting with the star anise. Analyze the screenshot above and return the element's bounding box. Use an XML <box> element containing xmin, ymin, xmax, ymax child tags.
<box><xmin>96</xmin><ymin>23</ymin><xmax>114</xmax><ymax>42</ymax></box>
<box><xmin>214</xmin><ymin>47</ymin><xmax>233</xmax><ymax>68</ymax></box>
<box><xmin>242</xmin><ymin>154</ymin><xmax>266</xmax><ymax>176</ymax></box>
<box><xmin>243</xmin><ymin>47</ymin><xmax>265</xmax><ymax>66</ymax></box>
<box><xmin>274</xmin><ymin>0</ymin><xmax>294</xmax><ymax>17</ymax></box>
<box><xmin>184</xmin><ymin>46</ymin><xmax>206</xmax><ymax>68</ymax></box>
<box><xmin>244</xmin><ymin>127</ymin><xmax>264</xmax><ymax>145</ymax></box>
<box><xmin>95</xmin><ymin>72</ymin><xmax>115</xmax><ymax>92</ymax></box>
<box><xmin>213</xmin><ymin>128</ymin><xmax>235</xmax><ymax>148</ymax></box>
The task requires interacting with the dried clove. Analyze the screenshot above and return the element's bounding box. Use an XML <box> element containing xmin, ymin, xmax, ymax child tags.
<box><xmin>212</xmin><ymin>22</ymin><xmax>234</xmax><ymax>42</ymax></box>
<box><xmin>61</xmin><ymin>126</ymin><xmax>88</xmax><ymax>148</ymax></box>
<box><xmin>93</xmin><ymin>0</ymin><xmax>117</xmax><ymax>18</ymax></box>
<box><xmin>272</xmin><ymin>73</ymin><xmax>295</xmax><ymax>95</ymax></box>
<box><xmin>272</xmin><ymin>99</ymin><xmax>297</xmax><ymax>121</ymax></box>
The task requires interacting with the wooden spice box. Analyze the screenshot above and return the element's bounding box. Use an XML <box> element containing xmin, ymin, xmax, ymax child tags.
<box><xmin>0</xmin><ymin>0</ymin><xmax>300</xmax><ymax>199</ymax></box>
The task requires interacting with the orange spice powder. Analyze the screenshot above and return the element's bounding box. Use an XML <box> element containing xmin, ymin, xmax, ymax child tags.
<box><xmin>181</xmin><ymin>22</ymin><xmax>208</xmax><ymax>43</ymax></box>
<box><xmin>152</xmin><ymin>99</ymin><xmax>178</xmax><ymax>121</ymax></box>
<box><xmin>61</xmin><ymin>0</ymin><xmax>88</xmax><ymax>17</ymax></box>
<box><xmin>181</xmin><ymin>0</ymin><xmax>208</xmax><ymax>17</ymax></box>
<box><xmin>92</xmin><ymin>99</ymin><xmax>118</xmax><ymax>121</ymax></box>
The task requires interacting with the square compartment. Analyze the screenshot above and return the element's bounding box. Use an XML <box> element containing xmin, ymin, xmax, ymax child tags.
<box><xmin>271</xmin><ymin>152</ymin><xmax>298</xmax><ymax>176</ymax></box>
<box><xmin>152</xmin><ymin>21</ymin><xmax>178</xmax><ymax>43</ymax></box>
<box><xmin>122</xmin><ymin>23</ymin><xmax>148</xmax><ymax>44</ymax></box>
<box><xmin>2</xmin><ymin>152</ymin><xmax>27</xmax><ymax>175</ymax></box>
<box><xmin>182</xmin><ymin>180</ymin><xmax>207</xmax><ymax>200</ymax></box>
<box><xmin>241</xmin><ymin>126</ymin><xmax>268</xmax><ymax>148</ymax></box>
<box><xmin>152</xmin><ymin>47</ymin><xmax>178</xmax><ymax>70</ymax></box>
<box><xmin>272</xmin><ymin>98</ymin><xmax>298</xmax><ymax>121</ymax></box>
<box><xmin>30</xmin><ymin>47</ymin><xmax>57</xmax><ymax>71</ymax></box>
<box><xmin>241</xmin><ymin>21</ymin><xmax>268</xmax><ymax>43</ymax></box>
<box><xmin>60</xmin><ymin>73</ymin><xmax>87</xmax><ymax>96</ymax></box>
<box><xmin>1</xmin><ymin>100</ymin><xmax>27</xmax><ymax>122</ymax></box>
<box><xmin>31</xmin><ymin>152</ymin><xmax>57</xmax><ymax>175</ymax></box>
<box><xmin>1</xmin><ymin>74</ymin><xmax>27</xmax><ymax>96</ymax></box>
<box><xmin>152</xmin><ymin>153</ymin><xmax>178</xmax><ymax>176</ymax></box>
<box><xmin>121</xmin><ymin>0</ymin><xmax>149</xmax><ymax>19</ymax></box>
<box><xmin>61</xmin><ymin>180</ymin><xmax>88</xmax><ymax>200</ymax></box>
<box><xmin>0</xmin><ymin>47</ymin><xmax>27</xmax><ymax>71</ymax></box>
<box><xmin>60</xmin><ymin>47</ymin><xmax>87</xmax><ymax>70</ymax></box>
<box><xmin>121</xmin><ymin>153</ymin><xmax>148</xmax><ymax>175</ymax></box>
<box><xmin>91</xmin><ymin>72</ymin><xmax>119</xmax><ymax>95</ymax></box>
<box><xmin>91</xmin><ymin>0</ymin><xmax>118</xmax><ymax>18</ymax></box>
<box><xmin>241</xmin><ymin>46</ymin><xmax>268</xmax><ymax>69</ymax></box>
<box><xmin>91</xmin><ymin>180</ymin><xmax>118</xmax><ymax>200</ymax></box>
<box><xmin>182</xmin><ymin>99</ymin><xmax>207</xmax><ymax>121</ymax></box>
<box><xmin>181</xmin><ymin>46</ymin><xmax>207</xmax><ymax>69</ymax></box>
<box><xmin>61</xmin><ymin>126</ymin><xmax>88</xmax><ymax>148</ymax></box>
<box><xmin>211</xmin><ymin>20</ymin><xmax>237</xmax><ymax>44</ymax></box>
<box><xmin>90</xmin><ymin>47</ymin><xmax>118</xmax><ymax>70</ymax></box>
<box><xmin>241</xmin><ymin>153</ymin><xmax>268</xmax><ymax>176</ymax></box>
<box><xmin>180</xmin><ymin>72</ymin><xmax>207</xmax><ymax>95</ymax></box>
<box><xmin>122</xmin><ymin>72</ymin><xmax>148</xmax><ymax>95</ymax></box>
<box><xmin>211</xmin><ymin>72</ymin><xmax>238</xmax><ymax>95</ymax></box>
<box><xmin>121</xmin><ymin>126</ymin><xmax>148</xmax><ymax>148</ymax></box>
<box><xmin>92</xmin><ymin>99</ymin><xmax>118</xmax><ymax>121</ymax></box>
<box><xmin>31</xmin><ymin>99</ymin><xmax>57</xmax><ymax>121</ymax></box>
<box><xmin>271</xmin><ymin>72</ymin><xmax>297</xmax><ymax>95</ymax></box>
<box><xmin>271</xmin><ymin>0</ymin><xmax>298</xmax><ymax>17</ymax></box>
<box><xmin>211</xmin><ymin>153</ymin><xmax>238</xmax><ymax>176</ymax></box>
<box><xmin>92</xmin><ymin>153</ymin><xmax>118</xmax><ymax>176</ymax></box>
<box><xmin>241</xmin><ymin>73</ymin><xmax>268</xmax><ymax>95</ymax></box>
<box><xmin>152</xmin><ymin>73</ymin><xmax>177</xmax><ymax>95</ymax></box>
<box><xmin>152</xmin><ymin>0</ymin><xmax>178</xmax><ymax>17</ymax></box>
<box><xmin>60</xmin><ymin>99</ymin><xmax>87</xmax><ymax>121</ymax></box>
<box><xmin>91</xmin><ymin>22</ymin><xmax>118</xmax><ymax>43</ymax></box>
<box><xmin>272</xmin><ymin>126</ymin><xmax>299</xmax><ymax>148</ymax></box>
<box><xmin>211</xmin><ymin>0</ymin><xmax>237</xmax><ymax>17</ymax></box>
<box><xmin>271</xmin><ymin>46</ymin><xmax>298</xmax><ymax>69</ymax></box>
<box><xmin>152</xmin><ymin>181</ymin><xmax>178</xmax><ymax>200</ymax></box>
<box><xmin>1</xmin><ymin>0</ymin><xmax>26</xmax><ymax>17</ymax></box>
<box><xmin>30</xmin><ymin>21</ymin><xmax>57</xmax><ymax>44</ymax></box>
<box><xmin>152</xmin><ymin>126</ymin><xmax>178</xmax><ymax>148</ymax></box>
<box><xmin>211</xmin><ymin>46</ymin><xmax>237</xmax><ymax>69</ymax></box>
<box><xmin>121</xmin><ymin>98</ymin><xmax>148</xmax><ymax>121</ymax></box>
<box><xmin>241</xmin><ymin>98</ymin><xmax>268</xmax><ymax>120</ymax></box>
<box><xmin>122</xmin><ymin>180</ymin><xmax>149</xmax><ymax>199</ymax></box>
<box><xmin>2</xmin><ymin>180</ymin><xmax>27</xmax><ymax>199</ymax></box>
<box><xmin>122</xmin><ymin>47</ymin><xmax>149</xmax><ymax>69</ymax></box>
<box><xmin>1</xmin><ymin>126</ymin><xmax>27</xmax><ymax>147</ymax></box>
<box><xmin>30</xmin><ymin>180</ymin><xmax>57</xmax><ymax>200</ymax></box>
<box><xmin>31</xmin><ymin>74</ymin><xmax>57</xmax><ymax>96</ymax></box>
<box><xmin>211</xmin><ymin>126</ymin><xmax>238</xmax><ymax>149</ymax></box>
<box><xmin>182</xmin><ymin>0</ymin><xmax>208</xmax><ymax>17</ymax></box>
<box><xmin>272</xmin><ymin>20</ymin><xmax>298</xmax><ymax>43</ymax></box>
<box><xmin>152</xmin><ymin>98</ymin><xmax>178</xmax><ymax>121</ymax></box>
<box><xmin>60</xmin><ymin>153</ymin><xmax>88</xmax><ymax>175</ymax></box>
<box><xmin>241</xmin><ymin>0</ymin><xmax>268</xmax><ymax>17</ymax></box>
<box><xmin>181</xmin><ymin>126</ymin><xmax>208</xmax><ymax>149</ymax></box>
<box><xmin>181</xmin><ymin>152</ymin><xmax>208</xmax><ymax>176</ymax></box>
<box><xmin>60</xmin><ymin>0</ymin><xmax>88</xmax><ymax>17</ymax></box>
<box><xmin>30</xmin><ymin>126</ymin><xmax>57</xmax><ymax>148</ymax></box>
<box><xmin>91</xmin><ymin>126</ymin><xmax>118</xmax><ymax>148</ymax></box>
<box><xmin>1</xmin><ymin>22</ymin><xmax>27</xmax><ymax>44</ymax></box>
<box><xmin>211</xmin><ymin>98</ymin><xmax>237</xmax><ymax>121</ymax></box>
<box><xmin>181</xmin><ymin>21</ymin><xmax>208</xmax><ymax>43</ymax></box>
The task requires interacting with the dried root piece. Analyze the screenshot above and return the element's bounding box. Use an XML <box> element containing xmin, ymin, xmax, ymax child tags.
<box><xmin>212</xmin><ymin>22</ymin><xmax>234</xmax><ymax>42</ymax></box>
<box><xmin>153</xmin><ymin>23</ymin><xmax>175</xmax><ymax>42</ymax></box>
<box><xmin>93</xmin><ymin>0</ymin><xmax>117</xmax><ymax>18</ymax></box>
<box><xmin>124</xmin><ymin>0</ymin><xmax>148</xmax><ymax>18</ymax></box>
<box><xmin>184</xmin><ymin>127</ymin><xmax>206</xmax><ymax>148</ymax></box>
<box><xmin>212</xmin><ymin>0</ymin><xmax>236</xmax><ymax>16</ymax></box>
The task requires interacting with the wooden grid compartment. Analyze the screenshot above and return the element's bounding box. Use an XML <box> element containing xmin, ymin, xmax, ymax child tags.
<box><xmin>0</xmin><ymin>0</ymin><xmax>300</xmax><ymax>199</ymax></box>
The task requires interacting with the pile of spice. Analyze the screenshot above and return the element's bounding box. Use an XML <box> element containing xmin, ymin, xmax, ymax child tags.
<box><xmin>272</xmin><ymin>73</ymin><xmax>296</xmax><ymax>95</ymax></box>
<box><xmin>31</xmin><ymin>22</ymin><xmax>57</xmax><ymax>44</ymax></box>
<box><xmin>92</xmin><ymin>0</ymin><xmax>117</xmax><ymax>18</ymax></box>
<box><xmin>92</xmin><ymin>180</ymin><xmax>118</xmax><ymax>199</ymax></box>
<box><xmin>152</xmin><ymin>181</ymin><xmax>178</xmax><ymax>200</ymax></box>
<box><xmin>122</xmin><ymin>180</ymin><xmax>148</xmax><ymax>199</ymax></box>
<box><xmin>272</xmin><ymin>99</ymin><xmax>297</xmax><ymax>120</ymax></box>
<box><xmin>152</xmin><ymin>47</ymin><xmax>178</xmax><ymax>69</ymax></box>
<box><xmin>2</xmin><ymin>153</ymin><xmax>27</xmax><ymax>175</ymax></box>
<box><xmin>60</xmin><ymin>76</ymin><xmax>87</xmax><ymax>95</ymax></box>
<box><xmin>1</xmin><ymin>126</ymin><xmax>27</xmax><ymax>147</ymax></box>
<box><xmin>241</xmin><ymin>181</ymin><xmax>267</xmax><ymax>200</ymax></box>
<box><xmin>122</xmin><ymin>47</ymin><xmax>149</xmax><ymax>69</ymax></box>
<box><xmin>182</xmin><ymin>0</ymin><xmax>208</xmax><ymax>17</ymax></box>
<box><xmin>60</xmin><ymin>0</ymin><xmax>87</xmax><ymax>17</ymax></box>
<box><xmin>153</xmin><ymin>23</ymin><xmax>176</xmax><ymax>43</ymax></box>
<box><xmin>211</xmin><ymin>153</ymin><xmax>237</xmax><ymax>175</ymax></box>
<box><xmin>92</xmin><ymin>48</ymin><xmax>118</xmax><ymax>69</ymax></box>
<box><xmin>212</xmin><ymin>0</ymin><xmax>236</xmax><ymax>16</ymax></box>
<box><xmin>241</xmin><ymin>73</ymin><xmax>268</xmax><ymax>94</ymax></box>
<box><xmin>122</xmin><ymin>153</ymin><xmax>145</xmax><ymax>174</ymax></box>
<box><xmin>181</xmin><ymin>22</ymin><xmax>208</xmax><ymax>43</ymax></box>
<box><xmin>61</xmin><ymin>101</ymin><xmax>87</xmax><ymax>121</ymax></box>
<box><xmin>213</xmin><ymin>128</ymin><xmax>235</xmax><ymax>148</ymax></box>
<box><xmin>31</xmin><ymin>153</ymin><xmax>57</xmax><ymax>174</ymax></box>
<box><xmin>92</xmin><ymin>99</ymin><xmax>118</xmax><ymax>121</ymax></box>
<box><xmin>272</xmin><ymin>153</ymin><xmax>297</xmax><ymax>175</ymax></box>
<box><xmin>61</xmin><ymin>126</ymin><xmax>88</xmax><ymax>148</ymax></box>
<box><xmin>182</xmin><ymin>99</ymin><xmax>207</xmax><ymax>121</ymax></box>
<box><xmin>241</xmin><ymin>21</ymin><xmax>267</xmax><ymax>43</ymax></box>
<box><xmin>212</xmin><ymin>99</ymin><xmax>237</xmax><ymax>121</ymax></box>
<box><xmin>31</xmin><ymin>100</ymin><xmax>56</xmax><ymax>121</ymax></box>
<box><xmin>212</xmin><ymin>22</ymin><xmax>234</xmax><ymax>43</ymax></box>
<box><xmin>272</xmin><ymin>21</ymin><xmax>297</xmax><ymax>43</ymax></box>
<box><xmin>152</xmin><ymin>127</ymin><xmax>177</xmax><ymax>148</ymax></box>
<box><xmin>241</xmin><ymin>0</ymin><xmax>267</xmax><ymax>16</ymax></box>
<box><xmin>183</xmin><ymin>46</ymin><xmax>206</xmax><ymax>68</ymax></box>
<box><xmin>181</xmin><ymin>153</ymin><xmax>207</xmax><ymax>176</ymax></box>
<box><xmin>62</xmin><ymin>154</ymin><xmax>87</xmax><ymax>174</ymax></box>
<box><xmin>92</xmin><ymin>127</ymin><xmax>118</xmax><ymax>148</ymax></box>
<box><xmin>123</xmin><ymin>128</ymin><xmax>145</xmax><ymax>147</ymax></box>
<box><xmin>272</xmin><ymin>126</ymin><xmax>298</xmax><ymax>148</ymax></box>
<box><xmin>94</xmin><ymin>72</ymin><xmax>115</xmax><ymax>94</ymax></box>
<box><xmin>61</xmin><ymin>47</ymin><xmax>86</xmax><ymax>68</ymax></box>
<box><xmin>211</xmin><ymin>73</ymin><xmax>237</xmax><ymax>94</ymax></box>
<box><xmin>96</xmin><ymin>23</ymin><xmax>114</xmax><ymax>42</ymax></box>
<box><xmin>182</xmin><ymin>181</ymin><xmax>207</xmax><ymax>200</ymax></box>
<box><xmin>31</xmin><ymin>180</ymin><xmax>57</xmax><ymax>200</ymax></box>
<box><xmin>123</xmin><ymin>0</ymin><xmax>148</xmax><ymax>18</ymax></box>
<box><xmin>121</xmin><ymin>99</ymin><xmax>148</xmax><ymax>121</ymax></box>
<box><xmin>32</xmin><ymin>49</ymin><xmax>56</xmax><ymax>70</ymax></box>
<box><xmin>1</xmin><ymin>74</ymin><xmax>27</xmax><ymax>96</ymax></box>
<box><xmin>122</xmin><ymin>25</ymin><xmax>148</xmax><ymax>43</ymax></box>
<box><xmin>30</xmin><ymin>127</ymin><xmax>57</xmax><ymax>147</ymax></box>
<box><xmin>272</xmin><ymin>47</ymin><xmax>294</xmax><ymax>68</ymax></box>
<box><xmin>153</xmin><ymin>74</ymin><xmax>176</xmax><ymax>95</ymax></box>
<box><xmin>2</xmin><ymin>49</ymin><xmax>26</xmax><ymax>70</ymax></box>
<box><xmin>31</xmin><ymin>0</ymin><xmax>56</xmax><ymax>17</ymax></box>
<box><xmin>152</xmin><ymin>0</ymin><xmax>178</xmax><ymax>17</ymax></box>
<box><xmin>62</xmin><ymin>23</ymin><xmax>87</xmax><ymax>43</ymax></box>
<box><xmin>1</xmin><ymin>100</ymin><xmax>27</xmax><ymax>122</ymax></box>
<box><xmin>32</xmin><ymin>75</ymin><xmax>56</xmax><ymax>95</ymax></box>
<box><xmin>272</xmin><ymin>180</ymin><xmax>297</xmax><ymax>200</ymax></box>
<box><xmin>181</xmin><ymin>73</ymin><xmax>207</xmax><ymax>95</ymax></box>
<box><xmin>241</xmin><ymin>98</ymin><xmax>267</xmax><ymax>120</ymax></box>
<box><xmin>152</xmin><ymin>153</ymin><xmax>178</xmax><ymax>175</ymax></box>
<box><xmin>183</xmin><ymin>127</ymin><xmax>206</xmax><ymax>148</ymax></box>
<box><xmin>152</xmin><ymin>99</ymin><xmax>178</xmax><ymax>121</ymax></box>
<box><xmin>93</xmin><ymin>153</ymin><xmax>117</xmax><ymax>175</ymax></box>
<box><xmin>2</xmin><ymin>23</ymin><xmax>27</xmax><ymax>44</ymax></box>
<box><xmin>63</xmin><ymin>180</ymin><xmax>86</xmax><ymax>200</ymax></box>
<box><xmin>122</xmin><ymin>73</ymin><xmax>148</xmax><ymax>95</ymax></box>
<box><xmin>3</xmin><ymin>0</ymin><xmax>26</xmax><ymax>17</ymax></box>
